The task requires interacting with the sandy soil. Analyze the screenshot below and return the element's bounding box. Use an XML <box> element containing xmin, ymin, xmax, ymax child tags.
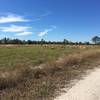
<box><xmin>54</xmin><ymin>67</ymin><xmax>100</xmax><ymax>100</ymax></box>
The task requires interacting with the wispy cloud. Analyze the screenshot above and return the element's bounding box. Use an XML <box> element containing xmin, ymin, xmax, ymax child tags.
<box><xmin>38</xmin><ymin>25</ymin><xmax>56</xmax><ymax>37</ymax></box>
<box><xmin>38</xmin><ymin>29</ymin><xmax>52</xmax><ymax>37</ymax></box>
<box><xmin>0</xmin><ymin>25</ymin><xmax>32</xmax><ymax>36</ymax></box>
<box><xmin>0</xmin><ymin>25</ymin><xmax>32</xmax><ymax>32</ymax></box>
<box><xmin>33</xmin><ymin>18</ymin><xmax>41</xmax><ymax>21</ymax></box>
<box><xmin>0</xmin><ymin>13</ymin><xmax>33</xmax><ymax>36</ymax></box>
<box><xmin>33</xmin><ymin>11</ymin><xmax>52</xmax><ymax>22</ymax></box>
<box><xmin>51</xmin><ymin>25</ymin><xmax>57</xmax><ymax>29</ymax></box>
<box><xmin>16</xmin><ymin>32</ymin><xmax>32</xmax><ymax>36</ymax></box>
<box><xmin>40</xmin><ymin>12</ymin><xmax>51</xmax><ymax>17</ymax></box>
<box><xmin>0</xmin><ymin>14</ymin><xmax>29</xmax><ymax>23</ymax></box>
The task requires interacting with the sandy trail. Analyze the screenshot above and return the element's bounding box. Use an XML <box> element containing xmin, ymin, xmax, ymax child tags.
<box><xmin>54</xmin><ymin>67</ymin><xmax>100</xmax><ymax>100</ymax></box>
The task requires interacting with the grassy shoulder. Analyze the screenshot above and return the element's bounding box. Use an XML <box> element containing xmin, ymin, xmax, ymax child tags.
<box><xmin>0</xmin><ymin>47</ymin><xmax>100</xmax><ymax>100</ymax></box>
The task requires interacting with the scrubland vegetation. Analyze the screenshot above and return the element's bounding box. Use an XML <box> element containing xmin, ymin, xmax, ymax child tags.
<box><xmin>0</xmin><ymin>44</ymin><xmax>100</xmax><ymax>100</ymax></box>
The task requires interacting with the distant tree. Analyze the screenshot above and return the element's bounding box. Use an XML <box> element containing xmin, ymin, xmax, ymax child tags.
<box><xmin>27</xmin><ymin>40</ymin><xmax>33</xmax><ymax>44</ymax></box>
<box><xmin>75</xmin><ymin>42</ymin><xmax>78</xmax><ymax>45</ymax></box>
<box><xmin>12</xmin><ymin>39</ymin><xmax>22</xmax><ymax>44</ymax></box>
<box><xmin>91</xmin><ymin>36</ymin><xmax>100</xmax><ymax>44</ymax></box>
<box><xmin>40</xmin><ymin>39</ymin><xmax>45</xmax><ymax>45</ymax></box>
<box><xmin>78</xmin><ymin>42</ymin><xmax>83</xmax><ymax>45</ymax></box>
<box><xmin>63</xmin><ymin>39</ymin><xmax>69</xmax><ymax>45</ymax></box>
<box><xmin>84</xmin><ymin>42</ymin><xmax>90</xmax><ymax>45</ymax></box>
<box><xmin>1</xmin><ymin>38</ymin><xmax>9</xmax><ymax>44</ymax></box>
<box><xmin>22</xmin><ymin>40</ymin><xmax>26</xmax><ymax>44</ymax></box>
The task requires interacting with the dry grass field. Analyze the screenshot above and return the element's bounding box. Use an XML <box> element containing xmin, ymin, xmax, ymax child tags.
<box><xmin>0</xmin><ymin>44</ymin><xmax>100</xmax><ymax>100</ymax></box>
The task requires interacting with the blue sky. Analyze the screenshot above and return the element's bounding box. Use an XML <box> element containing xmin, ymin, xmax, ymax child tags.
<box><xmin>0</xmin><ymin>0</ymin><xmax>100</xmax><ymax>42</ymax></box>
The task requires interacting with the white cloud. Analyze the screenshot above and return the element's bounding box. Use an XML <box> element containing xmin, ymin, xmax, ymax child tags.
<box><xmin>0</xmin><ymin>25</ymin><xmax>32</xmax><ymax>36</ymax></box>
<box><xmin>16</xmin><ymin>32</ymin><xmax>32</xmax><ymax>36</ymax></box>
<box><xmin>0</xmin><ymin>14</ymin><xmax>29</xmax><ymax>23</ymax></box>
<box><xmin>38</xmin><ymin>29</ymin><xmax>49</xmax><ymax>37</ymax></box>
<box><xmin>38</xmin><ymin>28</ymin><xmax>53</xmax><ymax>37</ymax></box>
<box><xmin>0</xmin><ymin>25</ymin><xmax>32</xmax><ymax>32</ymax></box>
<box><xmin>38</xmin><ymin>25</ymin><xmax>56</xmax><ymax>37</ymax></box>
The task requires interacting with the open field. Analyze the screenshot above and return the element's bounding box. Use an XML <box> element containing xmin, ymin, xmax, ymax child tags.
<box><xmin>0</xmin><ymin>45</ymin><xmax>100</xmax><ymax>100</ymax></box>
<box><xmin>0</xmin><ymin>44</ymin><xmax>94</xmax><ymax>69</ymax></box>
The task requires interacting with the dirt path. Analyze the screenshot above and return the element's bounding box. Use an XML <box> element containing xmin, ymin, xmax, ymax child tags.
<box><xmin>54</xmin><ymin>67</ymin><xmax>100</xmax><ymax>100</ymax></box>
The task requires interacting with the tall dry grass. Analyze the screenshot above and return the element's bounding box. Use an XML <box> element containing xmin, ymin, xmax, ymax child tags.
<box><xmin>0</xmin><ymin>50</ymin><xmax>100</xmax><ymax>100</ymax></box>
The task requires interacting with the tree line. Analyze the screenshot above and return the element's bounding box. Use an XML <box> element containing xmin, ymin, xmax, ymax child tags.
<box><xmin>0</xmin><ymin>38</ymin><xmax>89</xmax><ymax>45</ymax></box>
<box><xmin>0</xmin><ymin>36</ymin><xmax>99</xmax><ymax>45</ymax></box>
